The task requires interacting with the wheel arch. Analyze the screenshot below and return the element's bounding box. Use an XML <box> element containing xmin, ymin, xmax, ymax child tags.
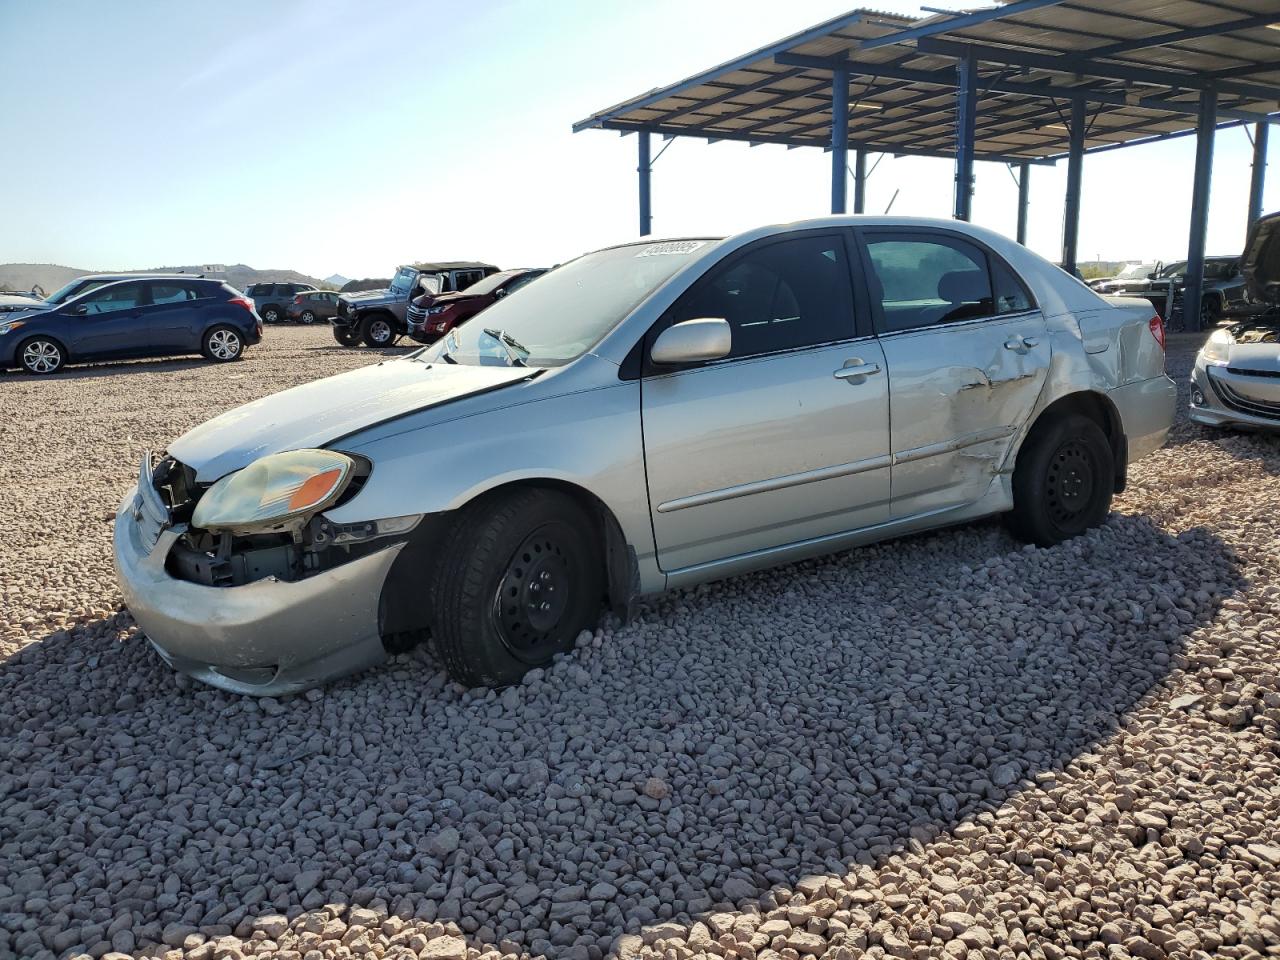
<box><xmin>14</xmin><ymin>332</ymin><xmax>70</xmax><ymax>370</ymax></box>
<box><xmin>1022</xmin><ymin>389</ymin><xmax>1127</xmax><ymax>493</ymax></box>
<box><xmin>377</xmin><ymin>476</ymin><xmax>636</xmax><ymax>651</ymax></box>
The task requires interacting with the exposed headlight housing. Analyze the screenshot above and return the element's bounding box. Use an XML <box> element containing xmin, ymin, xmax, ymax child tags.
<box><xmin>427</xmin><ymin>305</ymin><xmax>448</xmax><ymax>315</ymax></box>
<box><xmin>1200</xmin><ymin>328</ymin><xmax>1232</xmax><ymax>365</ymax></box>
<box><xmin>0</xmin><ymin>320</ymin><xmax>26</xmax><ymax>336</ymax></box>
<box><xmin>192</xmin><ymin>449</ymin><xmax>356</xmax><ymax>536</ymax></box>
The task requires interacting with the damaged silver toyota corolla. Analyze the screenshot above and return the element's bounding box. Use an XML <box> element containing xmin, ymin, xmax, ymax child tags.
<box><xmin>115</xmin><ymin>217</ymin><xmax>1177</xmax><ymax>695</ymax></box>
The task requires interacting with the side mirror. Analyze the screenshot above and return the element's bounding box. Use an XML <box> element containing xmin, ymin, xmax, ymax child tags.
<box><xmin>69</xmin><ymin>304</ymin><xmax>88</xmax><ymax>316</ymax></box>
<box><xmin>651</xmin><ymin>318</ymin><xmax>731</xmax><ymax>365</ymax></box>
<box><xmin>1146</xmin><ymin>272</ymin><xmax>1156</xmax><ymax>280</ymax></box>
<box><xmin>494</xmin><ymin>288</ymin><xmax>507</xmax><ymax>299</ymax></box>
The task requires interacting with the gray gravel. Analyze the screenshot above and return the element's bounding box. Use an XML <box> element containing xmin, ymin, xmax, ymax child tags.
<box><xmin>3</xmin><ymin>327</ymin><xmax>1280</xmax><ymax>960</ymax></box>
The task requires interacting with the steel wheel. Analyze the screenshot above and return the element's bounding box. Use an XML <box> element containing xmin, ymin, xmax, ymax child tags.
<box><xmin>204</xmin><ymin>327</ymin><xmax>242</xmax><ymax>361</ymax></box>
<box><xmin>492</xmin><ymin>526</ymin><xmax>575</xmax><ymax>663</ymax></box>
<box><xmin>21</xmin><ymin>338</ymin><xmax>63</xmax><ymax>374</ymax></box>
<box><xmin>1044</xmin><ymin>439</ymin><xmax>1096</xmax><ymax>530</ymax></box>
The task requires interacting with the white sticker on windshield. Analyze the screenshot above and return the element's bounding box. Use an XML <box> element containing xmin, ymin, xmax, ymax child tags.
<box><xmin>635</xmin><ymin>240</ymin><xmax>707</xmax><ymax>258</ymax></box>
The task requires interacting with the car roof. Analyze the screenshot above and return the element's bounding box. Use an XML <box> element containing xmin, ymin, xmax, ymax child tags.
<box><xmin>411</xmin><ymin>261</ymin><xmax>498</xmax><ymax>272</ymax></box>
<box><xmin>77</xmin><ymin>273</ymin><xmax>211</xmax><ymax>282</ymax></box>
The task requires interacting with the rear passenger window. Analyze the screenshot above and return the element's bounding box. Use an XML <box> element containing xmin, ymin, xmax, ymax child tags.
<box><xmin>150</xmin><ymin>283</ymin><xmax>201</xmax><ymax>304</ymax></box>
<box><xmin>991</xmin><ymin>260</ymin><xmax>1033</xmax><ymax>314</ymax></box>
<box><xmin>664</xmin><ymin>233</ymin><xmax>855</xmax><ymax>360</ymax></box>
<box><xmin>863</xmin><ymin>234</ymin><xmax>994</xmax><ymax>332</ymax></box>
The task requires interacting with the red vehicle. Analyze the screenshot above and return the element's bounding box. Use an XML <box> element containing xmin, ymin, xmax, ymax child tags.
<box><xmin>407</xmin><ymin>268</ymin><xmax>545</xmax><ymax>343</ymax></box>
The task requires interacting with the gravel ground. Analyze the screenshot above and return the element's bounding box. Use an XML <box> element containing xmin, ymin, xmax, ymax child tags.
<box><xmin>3</xmin><ymin>326</ymin><xmax>1280</xmax><ymax>960</ymax></box>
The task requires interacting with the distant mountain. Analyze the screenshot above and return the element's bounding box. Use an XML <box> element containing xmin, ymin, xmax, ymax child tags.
<box><xmin>324</xmin><ymin>274</ymin><xmax>351</xmax><ymax>288</ymax></box>
<box><xmin>0</xmin><ymin>262</ymin><xmax>325</xmax><ymax>296</ymax></box>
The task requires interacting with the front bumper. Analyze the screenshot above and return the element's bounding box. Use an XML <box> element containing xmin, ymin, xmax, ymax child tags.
<box><xmin>1190</xmin><ymin>361</ymin><xmax>1280</xmax><ymax>431</ymax></box>
<box><xmin>113</xmin><ymin>472</ymin><xmax>404</xmax><ymax>695</ymax></box>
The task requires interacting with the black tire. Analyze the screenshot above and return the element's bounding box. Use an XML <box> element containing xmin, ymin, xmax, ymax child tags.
<box><xmin>1008</xmin><ymin>413</ymin><xmax>1114</xmax><ymax>547</ymax></box>
<box><xmin>361</xmin><ymin>314</ymin><xmax>395</xmax><ymax>348</ymax></box>
<box><xmin>332</xmin><ymin>324</ymin><xmax>362</xmax><ymax>347</ymax></box>
<box><xmin>201</xmin><ymin>325</ymin><xmax>244</xmax><ymax>362</ymax></box>
<box><xmin>261</xmin><ymin>306</ymin><xmax>281</xmax><ymax>324</ymax></box>
<box><xmin>300</xmin><ymin>310</ymin><xmax>317</xmax><ymax>325</ymax></box>
<box><xmin>430</xmin><ymin>489</ymin><xmax>603</xmax><ymax>687</ymax></box>
<box><xmin>17</xmin><ymin>336</ymin><xmax>66</xmax><ymax>374</ymax></box>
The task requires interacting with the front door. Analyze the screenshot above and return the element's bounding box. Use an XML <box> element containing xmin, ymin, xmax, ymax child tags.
<box><xmin>857</xmin><ymin>229</ymin><xmax>1051</xmax><ymax>519</ymax></box>
<box><xmin>641</xmin><ymin>231</ymin><xmax>892</xmax><ymax>573</ymax></box>
<box><xmin>64</xmin><ymin>280</ymin><xmax>149</xmax><ymax>359</ymax></box>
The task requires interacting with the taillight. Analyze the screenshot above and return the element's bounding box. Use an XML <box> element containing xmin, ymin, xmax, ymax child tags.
<box><xmin>229</xmin><ymin>297</ymin><xmax>255</xmax><ymax>313</ymax></box>
<box><xmin>294</xmin><ymin>295</ymin><xmax>302</xmax><ymax>304</ymax></box>
<box><xmin>1148</xmin><ymin>314</ymin><xmax>1165</xmax><ymax>350</ymax></box>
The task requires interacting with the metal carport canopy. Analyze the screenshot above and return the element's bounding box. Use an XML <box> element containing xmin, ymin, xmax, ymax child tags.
<box><xmin>573</xmin><ymin>0</ymin><xmax>1280</xmax><ymax>330</ymax></box>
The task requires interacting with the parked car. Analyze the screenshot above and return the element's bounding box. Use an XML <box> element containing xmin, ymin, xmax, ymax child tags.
<box><xmin>244</xmin><ymin>282</ymin><xmax>317</xmax><ymax>324</ymax></box>
<box><xmin>1089</xmin><ymin>262</ymin><xmax>1159</xmax><ymax>295</ymax></box>
<box><xmin>332</xmin><ymin>262</ymin><xmax>499</xmax><ymax>348</ymax></box>
<box><xmin>1119</xmin><ymin>256</ymin><xmax>1258</xmax><ymax>327</ymax></box>
<box><xmin>2</xmin><ymin>273</ymin><xmax>205</xmax><ymax>316</ymax></box>
<box><xmin>1189</xmin><ymin>212</ymin><xmax>1280</xmax><ymax>431</ymax></box>
<box><xmin>1</xmin><ymin>277</ymin><xmax>262</xmax><ymax>374</ymax></box>
<box><xmin>115</xmin><ymin>217</ymin><xmax>1175</xmax><ymax>695</ymax></box>
<box><xmin>0</xmin><ymin>292</ymin><xmax>48</xmax><ymax>317</ymax></box>
<box><xmin>407</xmin><ymin>268</ymin><xmax>546</xmax><ymax>343</ymax></box>
<box><xmin>287</xmin><ymin>289</ymin><xmax>342</xmax><ymax>325</ymax></box>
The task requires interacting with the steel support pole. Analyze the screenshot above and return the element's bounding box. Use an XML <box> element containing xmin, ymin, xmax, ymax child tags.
<box><xmin>637</xmin><ymin>131</ymin><xmax>652</xmax><ymax>237</ymax></box>
<box><xmin>1016</xmin><ymin>161</ymin><xmax>1030</xmax><ymax>245</ymax></box>
<box><xmin>1061</xmin><ymin>98</ymin><xmax>1086</xmax><ymax>274</ymax></box>
<box><xmin>1248</xmin><ymin>122</ymin><xmax>1268</xmax><ymax>238</ymax></box>
<box><xmin>1184</xmin><ymin>87</ymin><xmax>1217</xmax><ymax>332</ymax></box>
<box><xmin>853</xmin><ymin>149</ymin><xmax>867</xmax><ymax>214</ymax></box>
<box><xmin>831</xmin><ymin>68</ymin><xmax>849</xmax><ymax>214</ymax></box>
<box><xmin>954</xmin><ymin>54</ymin><xmax>977</xmax><ymax>221</ymax></box>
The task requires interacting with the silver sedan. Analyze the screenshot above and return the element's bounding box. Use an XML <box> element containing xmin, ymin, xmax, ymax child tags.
<box><xmin>1189</xmin><ymin>320</ymin><xmax>1280</xmax><ymax>430</ymax></box>
<box><xmin>114</xmin><ymin>217</ymin><xmax>1177</xmax><ymax>694</ymax></box>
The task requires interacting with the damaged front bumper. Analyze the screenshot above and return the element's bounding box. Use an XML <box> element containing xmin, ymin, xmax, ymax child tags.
<box><xmin>113</xmin><ymin>471</ymin><xmax>404</xmax><ymax>696</ymax></box>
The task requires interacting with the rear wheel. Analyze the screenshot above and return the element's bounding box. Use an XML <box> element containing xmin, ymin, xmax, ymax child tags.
<box><xmin>1008</xmin><ymin>414</ymin><xmax>1114</xmax><ymax>547</ymax></box>
<box><xmin>332</xmin><ymin>324</ymin><xmax>362</xmax><ymax>347</ymax></box>
<box><xmin>430</xmin><ymin>489</ymin><xmax>603</xmax><ymax>687</ymax></box>
<box><xmin>202</xmin><ymin>325</ymin><xmax>244</xmax><ymax>362</ymax></box>
<box><xmin>362</xmin><ymin>314</ymin><xmax>395</xmax><ymax>348</ymax></box>
<box><xmin>18</xmin><ymin>336</ymin><xmax>65</xmax><ymax>374</ymax></box>
<box><xmin>300</xmin><ymin>310</ymin><xmax>317</xmax><ymax>325</ymax></box>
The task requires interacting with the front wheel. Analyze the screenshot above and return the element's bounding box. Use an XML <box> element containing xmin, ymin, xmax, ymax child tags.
<box><xmin>361</xmin><ymin>315</ymin><xmax>395</xmax><ymax>348</ymax></box>
<box><xmin>18</xmin><ymin>337</ymin><xmax>66</xmax><ymax>374</ymax></box>
<box><xmin>261</xmin><ymin>306</ymin><xmax>281</xmax><ymax>324</ymax></box>
<box><xmin>430</xmin><ymin>489</ymin><xmax>603</xmax><ymax>687</ymax></box>
<box><xmin>202</xmin><ymin>326</ymin><xmax>244</xmax><ymax>362</ymax></box>
<box><xmin>1008</xmin><ymin>414</ymin><xmax>1114</xmax><ymax>547</ymax></box>
<box><xmin>332</xmin><ymin>324</ymin><xmax>362</xmax><ymax>347</ymax></box>
<box><xmin>1200</xmin><ymin>296</ymin><xmax>1220</xmax><ymax>328</ymax></box>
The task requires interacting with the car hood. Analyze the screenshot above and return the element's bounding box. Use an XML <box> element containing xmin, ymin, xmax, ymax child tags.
<box><xmin>1244</xmin><ymin>212</ymin><xmax>1280</xmax><ymax>305</ymax></box>
<box><xmin>431</xmin><ymin>291</ymin><xmax>485</xmax><ymax>308</ymax></box>
<box><xmin>168</xmin><ymin>358</ymin><xmax>538</xmax><ymax>481</ymax></box>
<box><xmin>341</xmin><ymin>289</ymin><xmax>395</xmax><ymax>304</ymax></box>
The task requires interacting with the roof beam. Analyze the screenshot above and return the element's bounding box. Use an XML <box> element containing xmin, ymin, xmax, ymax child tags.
<box><xmin>1086</xmin><ymin>12</ymin><xmax>1280</xmax><ymax>59</ymax></box>
<box><xmin>854</xmin><ymin>0</ymin><xmax>1066</xmax><ymax>51</ymax></box>
<box><xmin>595</xmin><ymin>119</ymin><xmax>1057</xmax><ymax>165</ymax></box>
<box><xmin>648</xmin><ymin>68</ymin><xmax>807</xmax><ymax>124</ymax></box>
<box><xmin>1054</xmin><ymin>111</ymin><xmax>1280</xmax><ymax>158</ymax></box>
<box><xmin>914</xmin><ymin>37</ymin><xmax>1280</xmax><ymax>102</ymax></box>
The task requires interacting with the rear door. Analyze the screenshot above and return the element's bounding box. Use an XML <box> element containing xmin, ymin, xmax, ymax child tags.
<box><xmin>855</xmin><ymin>228</ymin><xmax>1049</xmax><ymax>519</ymax></box>
<box><xmin>641</xmin><ymin>230</ymin><xmax>892</xmax><ymax>573</ymax></box>
<box><xmin>64</xmin><ymin>281</ymin><xmax>149</xmax><ymax>359</ymax></box>
<box><xmin>145</xmin><ymin>281</ymin><xmax>208</xmax><ymax>352</ymax></box>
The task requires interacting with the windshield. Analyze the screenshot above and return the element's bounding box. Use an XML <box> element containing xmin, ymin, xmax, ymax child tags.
<box><xmin>1158</xmin><ymin>261</ymin><xmax>1188</xmax><ymax>279</ymax></box>
<box><xmin>1117</xmin><ymin>262</ymin><xmax>1152</xmax><ymax>279</ymax></box>
<box><xmin>389</xmin><ymin>267</ymin><xmax>419</xmax><ymax>296</ymax></box>
<box><xmin>418</xmin><ymin>240</ymin><xmax>713</xmax><ymax>367</ymax></box>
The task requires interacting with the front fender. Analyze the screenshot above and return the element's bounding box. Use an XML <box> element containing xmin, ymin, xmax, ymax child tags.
<box><xmin>324</xmin><ymin>380</ymin><xmax>658</xmax><ymax>583</ymax></box>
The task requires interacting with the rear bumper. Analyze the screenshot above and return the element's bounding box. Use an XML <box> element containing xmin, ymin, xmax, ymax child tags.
<box><xmin>1108</xmin><ymin>375</ymin><xmax>1177</xmax><ymax>462</ymax></box>
<box><xmin>113</xmin><ymin>481</ymin><xmax>403</xmax><ymax>696</ymax></box>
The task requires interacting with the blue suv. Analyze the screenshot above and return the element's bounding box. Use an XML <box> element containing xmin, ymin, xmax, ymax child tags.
<box><xmin>0</xmin><ymin>278</ymin><xmax>263</xmax><ymax>374</ymax></box>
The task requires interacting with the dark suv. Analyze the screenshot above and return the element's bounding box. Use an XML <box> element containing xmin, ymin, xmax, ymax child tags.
<box><xmin>245</xmin><ymin>282</ymin><xmax>317</xmax><ymax>324</ymax></box>
<box><xmin>0</xmin><ymin>278</ymin><xmax>262</xmax><ymax>374</ymax></box>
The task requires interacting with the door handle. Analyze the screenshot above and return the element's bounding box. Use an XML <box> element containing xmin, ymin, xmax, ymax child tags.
<box><xmin>1004</xmin><ymin>335</ymin><xmax>1039</xmax><ymax>351</ymax></box>
<box><xmin>833</xmin><ymin>361</ymin><xmax>881</xmax><ymax>381</ymax></box>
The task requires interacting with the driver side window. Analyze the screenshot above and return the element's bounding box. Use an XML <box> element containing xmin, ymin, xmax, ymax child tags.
<box><xmin>78</xmin><ymin>282</ymin><xmax>143</xmax><ymax>315</ymax></box>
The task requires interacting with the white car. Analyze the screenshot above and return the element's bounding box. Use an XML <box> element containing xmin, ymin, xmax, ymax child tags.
<box><xmin>115</xmin><ymin>217</ymin><xmax>1177</xmax><ymax>695</ymax></box>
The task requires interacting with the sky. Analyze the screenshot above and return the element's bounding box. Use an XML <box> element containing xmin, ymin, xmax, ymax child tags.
<box><xmin>2</xmin><ymin>0</ymin><xmax>1277</xmax><ymax>279</ymax></box>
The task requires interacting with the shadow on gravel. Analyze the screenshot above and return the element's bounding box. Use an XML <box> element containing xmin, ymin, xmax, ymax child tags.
<box><xmin>0</xmin><ymin>356</ymin><xmax>214</xmax><ymax>381</ymax></box>
<box><xmin>0</xmin><ymin>514</ymin><xmax>1243</xmax><ymax>959</ymax></box>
